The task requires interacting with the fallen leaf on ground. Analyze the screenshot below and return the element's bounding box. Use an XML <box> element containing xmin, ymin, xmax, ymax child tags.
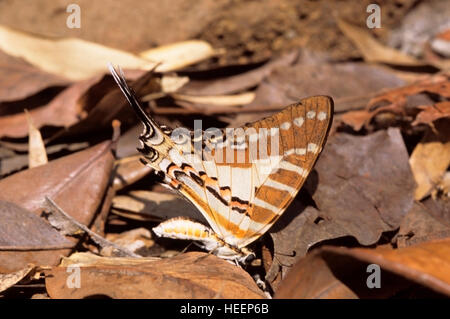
<box><xmin>0</xmin><ymin>75</ymin><xmax>103</xmax><ymax>138</ymax></box>
<box><xmin>0</xmin><ymin>49</ymin><xmax>69</xmax><ymax>102</ymax></box>
<box><xmin>0</xmin><ymin>25</ymin><xmax>155</xmax><ymax>80</ymax></box>
<box><xmin>268</xmin><ymin>128</ymin><xmax>415</xmax><ymax>284</ymax></box>
<box><xmin>112</xmin><ymin>155</ymin><xmax>153</xmax><ymax>191</ymax></box>
<box><xmin>111</xmin><ymin>190</ymin><xmax>206</xmax><ymax>223</ymax></box>
<box><xmin>0</xmin><ymin>264</ymin><xmax>36</xmax><ymax>294</ymax></box>
<box><xmin>275</xmin><ymin>239</ymin><xmax>450</xmax><ymax>298</ymax></box>
<box><xmin>179</xmin><ymin>51</ymin><xmax>298</xmax><ymax>96</ymax></box>
<box><xmin>412</xmin><ymin>101</ymin><xmax>450</xmax><ymax>126</ymax></box>
<box><xmin>139</xmin><ymin>40</ymin><xmax>218</xmax><ymax>71</ymax></box>
<box><xmin>25</xmin><ymin>110</ymin><xmax>47</xmax><ymax>168</ymax></box>
<box><xmin>49</xmin><ymin>69</ymin><xmax>160</xmax><ymax>142</ymax></box>
<box><xmin>46</xmin><ymin>252</ymin><xmax>265</xmax><ymax>299</ymax></box>
<box><xmin>248</xmin><ymin>60</ymin><xmax>405</xmax><ymax>112</ymax></box>
<box><xmin>0</xmin><ymin>142</ymin><xmax>88</xmax><ymax>178</ymax></box>
<box><xmin>409</xmin><ymin>121</ymin><xmax>450</xmax><ymax>200</ymax></box>
<box><xmin>397</xmin><ymin>201</ymin><xmax>450</xmax><ymax>248</ymax></box>
<box><xmin>103</xmin><ymin>228</ymin><xmax>154</xmax><ymax>256</ymax></box>
<box><xmin>341</xmin><ymin>72</ymin><xmax>450</xmax><ymax>130</ymax></box>
<box><xmin>0</xmin><ymin>200</ymin><xmax>72</xmax><ymax>273</ymax></box>
<box><xmin>337</xmin><ymin>19</ymin><xmax>428</xmax><ymax>67</ymax></box>
<box><xmin>0</xmin><ymin>141</ymin><xmax>114</xmax><ymax>225</ymax></box>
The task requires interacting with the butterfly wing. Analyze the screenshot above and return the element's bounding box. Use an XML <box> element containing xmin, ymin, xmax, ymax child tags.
<box><xmin>232</xmin><ymin>96</ymin><xmax>333</xmax><ymax>248</ymax></box>
<box><xmin>110</xmin><ymin>65</ymin><xmax>333</xmax><ymax>248</ymax></box>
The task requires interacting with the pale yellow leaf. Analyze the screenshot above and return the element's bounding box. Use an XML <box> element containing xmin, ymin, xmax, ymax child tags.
<box><xmin>410</xmin><ymin>125</ymin><xmax>450</xmax><ymax>200</ymax></box>
<box><xmin>139</xmin><ymin>40</ymin><xmax>218</xmax><ymax>71</ymax></box>
<box><xmin>171</xmin><ymin>91</ymin><xmax>255</xmax><ymax>106</ymax></box>
<box><xmin>0</xmin><ymin>25</ymin><xmax>155</xmax><ymax>80</ymax></box>
<box><xmin>25</xmin><ymin>110</ymin><xmax>48</xmax><ymax>168</ymax></box>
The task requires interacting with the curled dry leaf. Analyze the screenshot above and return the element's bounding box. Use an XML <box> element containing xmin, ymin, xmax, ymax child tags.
<box><xmin>0</xmin><ymin>200</ymin><xmax>72</xmax><ymax>273</ymax></box>
<box><xmin>409</xmin><ymin>121</ymin><xmax>450</xmax><ymax>200</ymax></box>
<box><xmin>341</xmin><ymin>72</ymin><xmax>450</xmax><ymax>130</ymax></box>
<box><xmin>268</xmin><ymin>128</ymin><xmax>415</xmax><ymax>283</ymax></box>
<box><xmin>0</xmin><ymin>264</ymin><xmax>36</xmax><ymax>294</ymax></box>
<box><xmin>25</xmin><ymin>110</ymin><xmax>48</xmax><ymax>168</ymax></box>
<box><xmin>0</xmin><ymin>141</ymin><xmax>114</xmax><ymax>225</ymax></box>
<box><xmin>275</xmin><ymin>239</ymin><xmax>450</xmax><ymax>298</ymax></box>
<box><xmin>45</xmin><ymin>252</ymin><xmax>265</xmax><ymax>299</ymax></box>
<box><xmin>412</xmin><ymin>101</ymin><xmax>450</xmax><ymax>126</ymax></box>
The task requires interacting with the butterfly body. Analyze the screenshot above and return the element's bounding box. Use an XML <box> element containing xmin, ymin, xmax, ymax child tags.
<box><xmin>109</xmin><ymin>65</ymin><xmax>333</xmax><ymax>264</ymax></box>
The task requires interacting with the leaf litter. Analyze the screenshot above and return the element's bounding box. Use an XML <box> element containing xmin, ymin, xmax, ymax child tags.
<box><xmin>0</xmin><ymin>1</ymin><xmax>450</xmax><ymax>299</ymax></box>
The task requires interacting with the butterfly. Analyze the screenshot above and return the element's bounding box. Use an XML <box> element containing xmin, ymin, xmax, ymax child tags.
<box><xmin>109</xmin><ymin>65</ymin><xmax>333</xmax><ymax>264</ymax></box>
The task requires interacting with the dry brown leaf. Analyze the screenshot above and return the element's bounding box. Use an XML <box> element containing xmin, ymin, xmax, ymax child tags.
<box><xmin>25</xmin><ymin>110</ymin><xmax>48</xmax><ymax>168</ymax></box>
<box><xmin>341</xmin><ymin>72</ymin><xmax>450</xmax><ymax>130</ymax></box>
<box><xmin>112</xmin><ymin>155</ymin><xmax>153</xmax><ymax>191</ymax></box>
<box><xmin>397</xmin><ymin>201</ymin><xmax>450</xmax><ymax>248</ymax></box>
<box><xmin>45</xmin><ymin>252</ymin><xmax>265</xmax><ymax>299</ymax></box>
<box><xmin>0</xmin><ymin>75</ymin><xmax>102</xmax><ymax>138</ymax></box>
<box><xmin>0</xmin><ymin>141</ymin><xmax>114</xmax><ymax>225</ymax></box>
<box><xmin>412</xmin><ymin>101</ymin><xmax>450</xmax><ymax>126</ymax></box>
<box><xmin>337</xmin><ymin>19</ymin><xmax>426</xmax><ymax>67</ymax></box>
<box><xmin>111</xmin><ymin>190</ymin><xmax>205</xmax><ymax>223</ymax></box>
<box><xmin>0</xmin><ymin>49</ymin><xmax>69</xmax><ymax>102</ymax></box>
<box><xmin>268</xmin><ymin>128</ymin><xmax>415</xmax><ymax>284</ymax></box>
<box><xmin>248</xmin><ymin>60</ymin><xmax>405</xmax><ymax>113</ymax></box>
<box><xmin>179</xmin><ymin>51</ymin><xmax>298</xmax><ymax>96</ymax></box>
<box><xmin>276</xmin><ymin>239</ymin><xmax>450</xmax><ymax>298</ymax></box>
<box><xmin>103</xmin><ymin>228</ymin><xmax>155</xmax><ymax>256</ymax></box>
<box><xmin>0</xmin><ymin>200</ymin><xmax>72</xmax><ymax>273</ymax></box>
<box><xmin>409</xmin><ymin>122</ymin><xmax>450</xmax><ymax>200</ymax></box>
<box><xmin>49</xmin><ymin>69</ymin><xmax>160</xmax><ymax>142</ymax></box>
